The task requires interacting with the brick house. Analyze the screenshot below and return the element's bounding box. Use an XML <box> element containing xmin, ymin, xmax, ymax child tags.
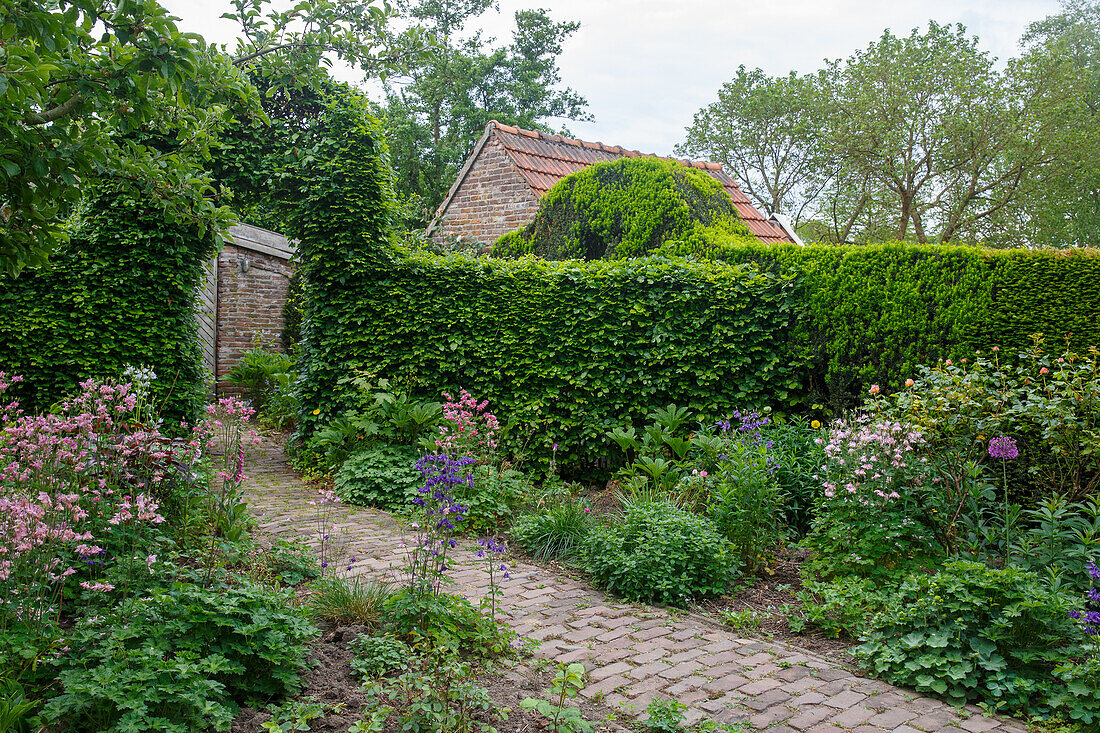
<box><xmin>426</xmin><ymin>120</ymin><xmax>796</xmax><ymax>248</ymax></box>
<box><xmin>196</xmin><ymin>223</ymin><xmax>295</xmax><ymax>394</ymax></box>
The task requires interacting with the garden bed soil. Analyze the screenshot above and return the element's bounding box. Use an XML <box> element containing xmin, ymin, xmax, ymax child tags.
<box><xmin>232</xmin><ymin>623</ymin><xmax>627</xmax><ymax>733</ymax></box>
<box><xmin>702</xmin><ymin>546</ymin><xmax>858</xmax><ymax>665</ymax></box>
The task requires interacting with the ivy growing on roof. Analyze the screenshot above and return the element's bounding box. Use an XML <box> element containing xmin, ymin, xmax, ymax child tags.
<box><xmin>491</xmin><ymin>158</ymin><xmax>758</xmax><ymax>260</ymax></box>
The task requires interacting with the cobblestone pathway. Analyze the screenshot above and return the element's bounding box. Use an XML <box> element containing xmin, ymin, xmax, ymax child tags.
<box><xmin>243</xmin><ymin>438</ymin><xmax>1026</xmax><ymax>733</ymax></box>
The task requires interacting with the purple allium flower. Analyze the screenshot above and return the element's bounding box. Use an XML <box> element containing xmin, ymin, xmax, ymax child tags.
<box><xmin>988</xmin><ymin>435</ymin><xmax>1019</xmax><ymax>460</ymax></box>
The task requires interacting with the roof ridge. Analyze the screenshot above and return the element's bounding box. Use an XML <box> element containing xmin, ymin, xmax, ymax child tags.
<box><xmin>489</xmin><ymin>119</ymin><xmax>708</xmax><ymax>170</ymax></box>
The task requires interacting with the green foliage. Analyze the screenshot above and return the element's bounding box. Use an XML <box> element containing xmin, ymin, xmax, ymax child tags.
<box><xmin>790</xmin><ymin>576</ymin><xmax>894</xmax><ymax>638</ymax></box>
<box><xmin>350</xmin><ymin>633</ymin><xmax>411</xmax><ymax>678</ymax></box>
<box><xmin>451</xmin><ymin>465</ymin><xmax>529</xmax><ymax>532</ymax></box>
<box><xmin>289</xmin><ymin>89</ymin><xmax>404</xmax><ymax>438</ymax></box>
<box><xmin>520</xmin><ymin>663</ymin><xmax>593</xmax><ymax>733</ymax></box>
<box><xmin>361</xmin><ymin>655</ymin><xmax>502</xmax><ymax>733</ymax></box>
<box><xmin>510</xmin><ymin>501</ymin><xmax>593</xmax><ymax>563</ymax></box>
<box><xmin>0</xmin><ymin>0</ymin><xmax>256</xmax><ymax>275</ymax></box>
<box><xmin>706</xmin><ymin>439</ymin><xmax>787</xmax><ymax>574</ymax></box>
<box><xmin>768</xmin><ymin>417</ymin><xmax>826</xmax><ymax>537</ymax></box>
<box><xmin>42</xmin><ymin>580</ymin><xmax>316</xmax><ymax>731</ymax></box>
<box><xmin>226</xmin><ymin>345</ymin><xmax>294</xmax><ymax>413</ymax></box>
<box><xmin>0</xmin><ymin>180</ymin><xmax>216</xmax><ymax>422</ymax></box>
<box><xmin>644</xmin><ymin>697</ymin><xmax>688</xmax><ymax>733</ymax></box>
<box><xmin>384</xmin><ymin>3</ymin><xmax>589</xmax><ymax>221</ymax></box>
<box><xmin>492</xmin><ymin>158</ymin><xmax>755</xmax><ymax>260</ymax></box>
<box><xmin>854</xmin><ymin>561</ymin><xmax>1088</xmax><ymax>717</ymax></box>
<box><xmin>582</xmin><ymin>501</ymin><xmax>736</xmax><ymax>606</ymax></box>
<box><xmin>676</xmin><ymin>239</ymin><xmax>1100</xmax><ymax>410</ymax></box>
<box><xmin>335</xmin><ymin>445</ymin><xmax>424</xmax><ymax>510</ymax></box>
<box><xmin>301</xmin><ymin>251</ymin><xmax>801</xmax><ymax>469</ymax></box>
<box><xmin>382</xmin><ymin>590</ymin><xmax>514</xmax><ymax>659</ymax></box>
<box><xmin>267</xmin><ymin>539</ymin><xmax>320</xmax><ymax>587</ymax></box>
<box><xmin>675</xmin><ymin>65</ymin><xmax>823</xmax><ymax>223</ymax></box>
<box><xmin>0</xmin><ymin>678</ymin><xmax>35</xmax><ymax>733</ymax></box>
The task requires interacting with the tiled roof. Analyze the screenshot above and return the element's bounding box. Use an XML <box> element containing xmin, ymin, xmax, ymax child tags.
<box><xmin>488</xmin><ymin>121</ymin><xmax>792</xmax><ymax>244</ymax></box>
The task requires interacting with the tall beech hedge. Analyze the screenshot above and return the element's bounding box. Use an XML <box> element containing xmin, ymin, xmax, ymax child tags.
<box><xmin>0</xmin><ymin>180</ymin><xmax>215</xmax><ymax>422</ymax></box>
<box><xmin>302</xmin><ymin>252</ymin><xmax>802</xmax><ymax>469</ymax></box>
<box><xmin>662</xmin><ymin>240</ymin><xmax>1100</xmax><ymax>407</ymax></box>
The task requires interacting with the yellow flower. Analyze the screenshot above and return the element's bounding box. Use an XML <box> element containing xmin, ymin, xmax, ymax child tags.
<box><xmin>312</xmin><ymin>408</ymin><xmax>320</xmax><ymax>415</ymax></box>
<box><xmin>811</xmin><ymin>419</ymin><xmax>821</xmax><ymax>430</ymax></box>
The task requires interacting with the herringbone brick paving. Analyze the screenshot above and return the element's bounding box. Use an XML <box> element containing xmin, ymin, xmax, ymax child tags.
<box><xmin>242</xmin><ymin>437</ymin><xmax>1026</xmax><ymax>733</ymax></box>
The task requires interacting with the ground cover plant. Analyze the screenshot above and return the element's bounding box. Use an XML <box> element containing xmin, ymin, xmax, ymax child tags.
<box><xmin>0</xmin><ymin>372</ymin><xmax>317</xmax><ymax>732</ymax></box>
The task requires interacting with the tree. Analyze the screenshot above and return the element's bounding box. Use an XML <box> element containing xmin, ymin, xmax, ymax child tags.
<box><xmin>383</xmin><ymin>1</ymin><xmax>590</xmax><ymax>222</ymax></box>
<box><xmin>1012</xmin><ymin>0</ymin><xmax>1100</xmax><ymax>246</ymax></box>
<box><xmin>1</xmin><ymin>0</ymin><xmax>257</xmax><ymax>275</ymax></box>
<box><xmin>815</xmin><ymin>22</ymin><xmax>1040</xmax><ymax>244</ymax></box>
<box><xmin>1</xmin><ymin>0</ymin><xmax>413</xmax><ymax>276</ymax></box>
<box><xmin>676</xmin><ymin>66</ymin><xmax>825</xmax><ymax>226</ymax></box>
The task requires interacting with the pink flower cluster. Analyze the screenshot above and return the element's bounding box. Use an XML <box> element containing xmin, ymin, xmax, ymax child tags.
<box><xmin>815</xmin><ymin>417</ymin><xmax>927</xmax><ymax>505</ymax></box>
<box><xmin>435</xmin><ymin>389</ymin><xmax>500</xmax><ymax>459</ymax></box>
<box><xmin>0</xmin><ymin>376</ymin><xmax>189</xmax><ymax>626</ymax></box>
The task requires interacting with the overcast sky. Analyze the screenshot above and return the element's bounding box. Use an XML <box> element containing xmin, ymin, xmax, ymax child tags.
<box><xmin>161</xmin><ymin>0</ymin><xmax>1063</xmax><ymax>156</ymax></box>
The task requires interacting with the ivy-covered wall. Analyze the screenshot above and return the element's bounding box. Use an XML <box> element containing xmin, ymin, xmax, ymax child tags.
<box><xmin>0</xmin><ymin>180</ymin><xmax>216</xmax><ymax>422</ymax></box>
<box><xmin>302</xmin><ymin>252</ymin><xmax>802</xmax><ymax>470</ymax></box>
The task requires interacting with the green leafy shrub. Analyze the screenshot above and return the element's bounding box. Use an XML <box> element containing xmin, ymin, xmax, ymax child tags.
<box><xmin>769</xmin><ymin>417</ymin><xmax>826</xmax><ymax>537</ymax></box>
<box><xmin>492</xmin><ymin>157</ymin><xmax>755</xmax><ymax>260</ymax></box>
<box><xmin>43</xmin><ymin>580</ymin><xmax>316</xmax><ymax>730</ymax></box>
<box><xmin>511</xmin><ymin>501</ymin><xmax>592</xmax><ymax>563</ymax></box>
<box><xmin>382</xmin><ymin>590</ymin><xmax>514</xmax><ymax>659</ymax></box>
<box><xmin>362</xmin><ymin>656</ymin><xmax>501</xmax><ymax>733</ymax></box>
<box><xmin>42</xmin><ymin>643</ymin><xmax>237</xmax><ymax>732</ymax></box>
<box><xmin>790</xmin><ymin>576</ymin><xmax>894</xmax><ymax>638</ymax></box>
<box><xmin>335</xmin><ymin>445</ymin><xmax>423</xmax><ymax>509</ymax></box>
<box><xmin>0</xmin><ymin>179</ymin><xmax>217</xmax><ymax>423</ymax></box>
<box><xmin>350</xmin><ymin>633</ymin><xmax>411</xmax><ymax>678</ymax></box>
<box><xmin>705</xmin><ymin>432</ymin><xmax>787</xmax><ymax>574</ymax></box>
<box><xmin>268</xmin><ymin>539</ymin><xmax>320</xmax><ymax>586</ymax></box>
<box><xmin>225</xmin><ymin>344</ymin><xmax>293</xmax><ymax>414</ymax></box>
<box><xmin>451</xmin><ymin>465</ymin><xmax>529</xmax><ymax>532</ymax></box>
<box><xmin>582</xmin><ymin>501</ymin><xmax>736</xmax><ymax>606</ymax></box>
<box><xmin>854</xmin><ymin>561</ymin><xmax>1086</xmax><ymax>717</ymax></box>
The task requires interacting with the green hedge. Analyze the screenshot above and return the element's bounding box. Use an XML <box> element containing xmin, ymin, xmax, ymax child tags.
<box><xmin>301</xmin><ymin>252</ymin><xmax>801</xmax><ymax>472</ymax></box>
<box><xmin>659</xmin><ymin>238</ymin><xmax>1100</xmax><ymax>409</ymax></box>
<box><xmin>0</xmin><ymin>180</ymin><xmax>215</xmax><ymax>422</ymax></box>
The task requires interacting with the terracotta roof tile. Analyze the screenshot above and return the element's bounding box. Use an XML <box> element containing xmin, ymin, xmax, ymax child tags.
<box><xmin>486</xmin><ymin>121</ymin><xmax>791</xmax><ymax>243</ymax></box>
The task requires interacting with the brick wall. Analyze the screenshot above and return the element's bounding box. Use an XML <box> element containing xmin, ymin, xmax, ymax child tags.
<box><xmin>214</xmin><ymin>226</ymin><xmax>295</xmax><ymax>394</ymax></box>
<box><xmin>430</xmin><ymin>137</ymin><xmax>540</xmax><ymax>248</ymax></box>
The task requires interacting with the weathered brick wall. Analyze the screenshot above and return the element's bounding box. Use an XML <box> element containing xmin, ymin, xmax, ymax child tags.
<box><xmin>215</xmin><ymin>231</ymin><xmax>294</xmax><ymax>394</ymax></box>
<box><xmin>430</xmin><ymin>138</ymin><xmax>540</xmax><ymax>248</ymax></box>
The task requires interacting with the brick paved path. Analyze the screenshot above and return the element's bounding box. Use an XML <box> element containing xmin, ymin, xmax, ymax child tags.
<box><xmin>243</xmin><ymin>438</ymin><xmax>1026</xmax><ymax>733</ymax></box>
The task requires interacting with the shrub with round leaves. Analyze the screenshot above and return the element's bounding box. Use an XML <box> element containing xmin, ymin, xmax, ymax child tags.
<box><xmin>582</xmin><ymin>501</ymin><xmax>736</xmax><ymax>606</ymax></box>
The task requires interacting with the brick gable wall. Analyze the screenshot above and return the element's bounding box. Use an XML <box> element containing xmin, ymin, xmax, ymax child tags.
<box><xmin>430</xmin><ymin>137</ymin><xmax>540</xmax><ymax>248</ymax></box>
